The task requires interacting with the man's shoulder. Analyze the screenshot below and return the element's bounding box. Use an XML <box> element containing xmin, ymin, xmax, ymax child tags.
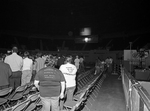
<box><xmin>13</xmin><ymin>54</ymin><xmax>22</xmax><ymax>59</ymax></box>
<box><xmin>0</xmin><ymin>62</ymin><xmax>10</xmax><ymax>67</ymax></box>
<box><xmin>65</xmin><ymin>63</ymin><xmax>76</xmax><ymax>69</ymax></box>
<box><xmin>43</xmin><ymin>67</ymin><xmax>62</xmax><ymax>74</ymax></box>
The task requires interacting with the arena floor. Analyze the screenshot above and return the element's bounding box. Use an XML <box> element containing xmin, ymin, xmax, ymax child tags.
<box><xmin>82</xmin><ymin>73</ymin><xmax>126</xmax><ymax>111</ymax></box>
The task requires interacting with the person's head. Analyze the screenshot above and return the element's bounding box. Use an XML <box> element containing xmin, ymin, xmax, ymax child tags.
<box><xmin>12</xmin><ymin>46</ymin><xmax>18</xmax><ymax>53</ymax></box>
<box><xmin>24</xmin><ymin>51</ymin><xmax>29</xmax><ymax>58</ymax></box>
<box><xmin>36</xmin><ymin>52</ymin><xmax>42</xmax><ymax>58</ymax></box>
<box><xmin>45</xmin><ymin>55</ymin><xmax>56</xmax><ymax>67</ymax></box>
<box><xmin>65</xmin><ymin>56</ymin><xmax>72</xmax><ymax>63</ymax></box>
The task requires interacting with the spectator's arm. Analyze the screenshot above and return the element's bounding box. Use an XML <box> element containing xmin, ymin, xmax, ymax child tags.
<box><xmin>60</xmin><ymin>81</ymin><xmax>65</xmax><ymax>99</ymax></box>
<box><xmin>34</xmin><ymin>80</ymin><xmax>39</xmax><ymax>90</ymax></box>
<box><xmin>8</xmin><ymin>65</ymin><xmax>12</xmax><ymax>76</ymax></box>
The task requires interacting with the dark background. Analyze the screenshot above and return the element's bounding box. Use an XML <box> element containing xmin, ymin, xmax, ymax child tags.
<box><xmin>0</xmin><ymin>0</ymin><xmax>150</xmax><ymax>51</ymax></box>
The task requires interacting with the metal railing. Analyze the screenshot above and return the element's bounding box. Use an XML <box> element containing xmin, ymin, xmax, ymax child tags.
<box><xmin>121</xmin><ymin>66</ymin><xmax>150</xmax><ymax>111</ymax></box>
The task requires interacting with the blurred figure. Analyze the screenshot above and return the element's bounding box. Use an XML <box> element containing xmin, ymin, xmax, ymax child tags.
<box><xmin>59</xmin><ymin>56</ymin><xmax>77</xmax><ymax>110</ymax></box>
<box><xmin>4</xmin><ymin>46</ymin><xmax>23</xmax><ymax>89</ymax></box>
<box><xmin>94</xmin><ymin>57</ymin><xmax>101</xmax><ymax>75</ymax></box>
<box><xmin>0</xmin><ymin>54</ymin><xmax>12</xmax><ymax>90</ymax></box>
<box><xmin>57</xmin><ymin>55</ymin><xmax>65</xmax><ymax>69</ymax></box>
<box><xmin>31</xmin><ymin>56</ymin><xmax>37</xmax><ymax>82</ymax></box>
<box><xmin>79</xmin><ymin>56</ymin><xmax>85</xmax><ymax>73</ymax></box>
<box><xmin>34</xmin><ymin>55</ymin><xmax>65</xmax><ymax>111</ymax></box>
<box><xmin>74</xmin><ymin>55</ymin><xmax>80</xmax><ymax>70</ymax></box>
<box><xmin>35</xmin><ymin>52</ymin><xmax>45</xmax><ymax>73</ymax></box>
<box><xmin>21</xmin><ymin>51</ymin><xmax>33</xmax><ymax>86</ymax></box>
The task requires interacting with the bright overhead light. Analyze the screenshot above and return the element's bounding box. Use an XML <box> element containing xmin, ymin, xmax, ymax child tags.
<box><xmin>83</xmin><ymin>37</ymin><xmax>91</xmax><ymax>43</ymax></box>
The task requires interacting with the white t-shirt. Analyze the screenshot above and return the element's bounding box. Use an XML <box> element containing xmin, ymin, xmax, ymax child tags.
<box><xmin>59</xmin><ymin>63</ymin><xmax>77</xmax><ymax>88</ymax></box>
<box><xmin>22</xmin><ymin>57</ymin><xmax>33</xmax><ymax>71</ymax></box>
<box><xmin>4</xmin><ymin>53</ymin><xmax>23</xmax><ymax>72</ymax></box>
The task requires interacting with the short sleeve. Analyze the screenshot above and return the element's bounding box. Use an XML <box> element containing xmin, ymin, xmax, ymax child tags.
<box><xmin>59</xmin><ymin>65</ymin><xmax>63</xmax><ymax>72</ymax></box>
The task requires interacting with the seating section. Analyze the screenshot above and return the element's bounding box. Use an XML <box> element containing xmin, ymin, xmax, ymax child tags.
<box><xmin>63</xmin><ymin>67</ymin><xmax>107</xmax><ymax>111</ymax></box>
<box><xmin>0</xmin><ymin>82</ymin><xmax>37</xmax><ymax>111</ymax></box>
<box><xmin>0</xmin><ymin>87</ymin><xmax>13</xmax><ymax>110</ymax></box>
<box><xmin>1</xmin><ymin>67</ymin><xmax>107</xmax><ymax>111</ymax></box>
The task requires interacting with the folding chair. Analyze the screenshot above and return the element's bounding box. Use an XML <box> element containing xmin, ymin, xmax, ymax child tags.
<box><xmin>0</xmin><ymin>87</ymin><xmax>13</xmax><ymax>110</ymax></box>
<box><xmin>0</xmin><ymin>87</ymin><xmax>13</xmax><ymax>98</ymax></box>
<box><xmin>64</xmin><ymin>90</ymin><xmax>87</xmax><ymax>111</ymax></box>
<box><xmin>23</xmin><ymin>82</ymin><xmax>35</xmax><ymax>97</ymax></box>
<box><xmin>34</xmin><ymin>97</ymin><xmax>42</xmax><ymax>111</ymax></box>
<box><xmin>64</xmin><ymin>98</ymin><xmax>86</xmax><ymax>111</ymax></box>
<box><xmin>11</xmin><ymin>99</ymin><xmax>30</xmax><ymax>111</ymax></box>
<box><xmin>73</xmin><ymin>84</ymin><xmax>91</xmax><ymax>101</ymax></box>
<box><xmin>24</xmin><ymin>92</ymin><xmax>40</xmax><ymax>111</ymax></box>
<box><xmin>8</xmin><ymin>84</ymin><xmax>28</xmax><ymax>106</ymax></box>
<box><xmin>70</xmin><ymin>98</ymin><xmax>86</xmax><ymax>111</ymax></box>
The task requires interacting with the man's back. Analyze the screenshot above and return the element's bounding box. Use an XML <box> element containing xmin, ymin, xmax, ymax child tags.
<box><xmin>0</xmin><ymin>62</ymin><xmax>12</xmax><ymax>86</ymax></box>
<box><xmin>35</xmin><ymin>66</ymin><xmax>65</xmax><ymax>97</ymax></box>
<box><xmin>22</xmin><ymin>57</ymin><xmax>33</xmax><ymax>71</ymax></box>
<box><xmin>36</xmin><ymin>57</ymin><xmax>45</xmax><ymax>72</ymax></box>
<box><xmin>4</xmin><ymin>53</ymin><xmax>23</xmax><ymax>72</ymax></box>
<box><xmin>59</xmin><ymin>63</ymin><xmax>77</xmax><ymax>88</ymax></box>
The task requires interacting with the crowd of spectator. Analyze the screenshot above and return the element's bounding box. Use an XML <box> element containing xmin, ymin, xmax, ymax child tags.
<box><xmin>0</xmin><ymin>46</ymin><xmax>87</xmax><ymax>111</ymax></box>
<box><xmin>94</xmin><ymin>56</ymin><xmax>113</xmax><ymax>75</ymax></box>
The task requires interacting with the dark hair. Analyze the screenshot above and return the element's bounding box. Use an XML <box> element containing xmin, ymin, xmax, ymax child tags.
<box><xmin>45</xmin><ymin>55</ymin><xmax>56</xmax><ymax>67</ymax></box>
<box><xmin>12</xmin><ymin>46</ymin><xmax>18</xmax><ymax>53</ymax></box>
<box><xmin>24</xmin><ymin>51</ymin><xmax>29</xmax><ymax>57</ymax></box>
<box><xmin>36</xmin><ymin>52</ymin><xmax>42</xmax><ymax>57</ymax></box>
<box><xmin>65</xmin><ymin>56</ymin><xmax>72</xmax><ymax>63</ymax></box>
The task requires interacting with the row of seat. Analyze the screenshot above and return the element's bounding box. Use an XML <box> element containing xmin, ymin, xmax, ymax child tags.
<box><xmin>0</xmin><ymin>82</ymin><xmax>37</xmax><ymax>111</ymax></box>
<box><xmin>77</xmin><ymin>68</ymin><xmax>95</xmax><ymax>81</ymax></box>
<box><xmin>3</xmin><ymin>92</ymin><xmax>42</xmax><ymax>111</ymax></box>
<box><xmin>77</xmin><ymin>68</ymin><xmax>95</xmax><ymax>91</ymax></box>
<box><xmin>63</xmin><ymin>68</ymin><xmax>107</xmax><ymax>111</ymax></box>
<box><xmin>1</xmin><ymin>67</ymin><xmax>106</xmax><ymax>111</ymax></box>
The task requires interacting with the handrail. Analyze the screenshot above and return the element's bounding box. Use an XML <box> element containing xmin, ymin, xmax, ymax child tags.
<box><xmin>123</xmin><ymin>67</ymin><xmax>150</xmax><ymax>111</ymax></box>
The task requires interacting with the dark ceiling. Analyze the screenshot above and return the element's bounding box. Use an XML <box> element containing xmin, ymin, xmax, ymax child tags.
<box><xmin>0</xmin><ymin>0</ymin><xmax>150</xmax><ymax>51</ymax></box>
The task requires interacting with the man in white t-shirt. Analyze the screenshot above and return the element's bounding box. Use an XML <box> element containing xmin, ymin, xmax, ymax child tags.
<box><xmin>59</xmin><ymin>56</ymin><xmax>77</xmax><ymax>110</ymax></box>
<box><xmin>4</xmin><ymin>46</ymin><xmax>23</xmax><ymax>89</ymax></box>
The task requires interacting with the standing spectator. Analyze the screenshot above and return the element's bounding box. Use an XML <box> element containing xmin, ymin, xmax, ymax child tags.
<box><xmin>31</xmin><ymin>56</ymin><xmax>37</xmax><ymax>82</ymax></box>
<box><xmin>74</xmin><ymin>55</ymin><xmax>80</xmax><ymax>71</ymax></box>
<box><xmin>34</xmin><ymin>55</ymin><xmax>66</xmax><ymax>111</ymax></box>
<box><xmin>59</xmin><ymin>56</ymin><xmax>77</xmax><ymax>110</ymax></box>
<box><xmin>0</xmin><ymin>54</ymin><xmax>12</xmax><ymax>90</ymax></box>
<box><xmin>94</xmin><ymin>57</ymin><xmax>101</xmax><ymax>75</ymax></box>
<box><xmin>79</xmin><ymin>56</ymin><xmax>85</xmax><ymax>72</ymax></box>
<box><xmin>21</xmin><ymin>51</ymin><xmax>33</xmax><ymax>86</ymax></box>
<box><xmin>57</xmin><ymin>55</ymin><xmax>65</xmax><ymax>69</ymax></box>
<box><xmin>4</xmin><ymin>46</ymin><xmax>23</xmax><ymax>89</ymax></box>
<box><xmin>35</xmin><ymin>52</ymin><xmax>45</xmax><ymax>73</ymax></box>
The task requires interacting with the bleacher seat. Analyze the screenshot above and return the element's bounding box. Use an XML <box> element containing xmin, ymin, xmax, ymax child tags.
<box><xmin>0</xmin><ymin>87</ymin><xmax>13</xmax><ymax>110</ymax></box>
<box><xmin>8</xmin><ymin>84</ymin><xmax>28</xmax><ymax>106</ymax></box>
